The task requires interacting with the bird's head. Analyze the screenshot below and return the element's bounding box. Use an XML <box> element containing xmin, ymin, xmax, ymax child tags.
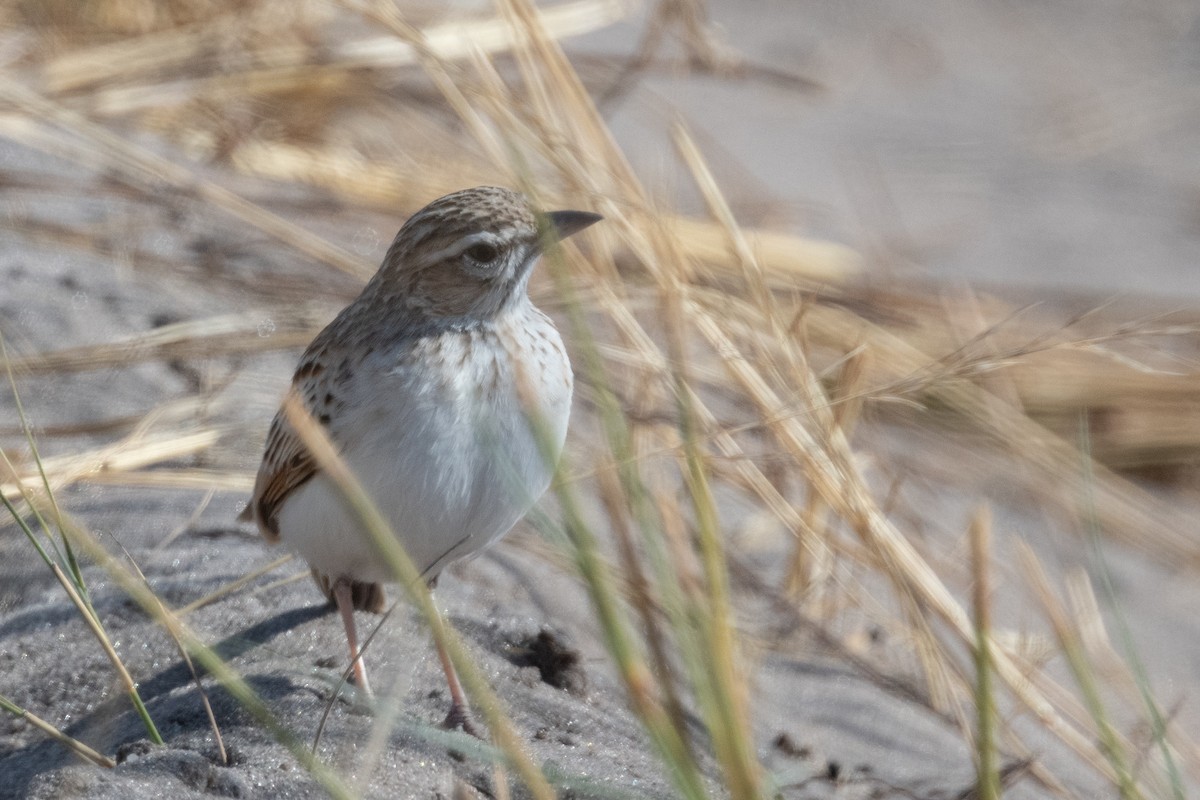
<box><xmin>377</xmin><ymin>186</ymin><xmax>601</xmax><ymax>321</ymax></box>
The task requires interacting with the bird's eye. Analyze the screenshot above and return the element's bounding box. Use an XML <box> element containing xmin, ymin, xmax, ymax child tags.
<box><xmin>464</xmin><ymin>242</ymin><xmax>499</xmax><ymax>263</ymax></box>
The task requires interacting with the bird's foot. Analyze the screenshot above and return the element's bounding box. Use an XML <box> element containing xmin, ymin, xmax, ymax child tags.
<box><xmin>348</xmin><ymin>680</ymin><xmax>375</xmax><ymax>709</ymax></box>
<box><xmin>440</xmin><ymin>702</ymin><xmax>484</xmax><ymax>739</ymax></box>
<box><xmin>349</xmin><ymin>669</ymin><xmax>372</xmax><ymax>699</ymax></box>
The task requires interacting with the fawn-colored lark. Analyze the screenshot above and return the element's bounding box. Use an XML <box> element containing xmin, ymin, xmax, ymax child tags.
<box><xmin>243</xmin><ymin>186</ymin><xmax>600</xmax><ymax>732</ymax></box>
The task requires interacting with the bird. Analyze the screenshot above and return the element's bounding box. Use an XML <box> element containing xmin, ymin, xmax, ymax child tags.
<box><xmin>241</xmin><ymin>186</ymin><xmax>600</xmax><ymax>733</ymax></box>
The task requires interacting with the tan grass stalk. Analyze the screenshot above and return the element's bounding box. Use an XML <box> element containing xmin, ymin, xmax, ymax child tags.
<box><xmin>969</xmin><ymin>506</ymin><xmax>1000</xmax><ymax>800</ymax></box>
<box><xmin>899</xmin><ymin>588</ymin><xmax>962</xmax><ymax>715</ymax></box>
<box><xmin>691</xmin><ymin>295</ymin><xmax>1121</xmax><ymax>778</ymax></box>
<box><xmin>5</xmin><ymin>309</ymin><xmax>327</xmax><ymax>376</ymax></box>
<box><xmin>803</xmin><ymin>301</ymin><xmax>1200</xmax><ymax>569</ymax></box>
<box><xmin>689</xmin><ymin>275</ymin><xmax>1200</xmax><ymax>568</ymax></box>
<box><xmin>247</xmin><ymin>569</ymin><xmax>313</xmax><ymax>599</ymax></box>
<box><xmin>0</xmin><ymin>694</ymin><xmax>116</xmax><ymax>769</ymax></box>
<box><xmin>675</xmin><ymin>120</ymin><xmax>1000</xmax><ymax>736</ymax></box>
<box><xmin>672</xmin><ymin>120</ymin><xmax>848</xmax><ymax>623</ymax></box>
<box><xmin>41</xmin><ymin>9</ymin><xmax>253</xmax><ymax>92</ymax></box>
<box><xmin>232</xmin><ymin>141</ymin><xmax>472</xmax><ymax>212</ymax></box>
<box><xmin>2</xmin><ymin>429</ymin><xmax>224</xmax><ymax>504</ymax></box>
<box><xmin>0</xmin><ymin>412</ymin><xmax>152</xmax><ymax>439</ymax></box>
<box><xmin>597</xmin><ymin>458</ymin><xmax>694</xmax><ymax>752</ymax></box>
<box><xmin>75</xmin><ymin>468</ymin><xmax>254</xmax><ymax>492</ymax></box>
<box><xmin>230</xmin><ymin>136</ymin><xmax>859</xmax><ymax>290</ymax></box>
<box><xmin>783</xmin><ymin>348</ymin><xmax>869</xmax><ymax>604</ymax></box>
<box><xmin>492</xmin><ymin>765</ymin><xmax>512</xmax><ymax>800</ymax></box>
<box><xmin>677</xmin><ymin>276</ymin><xmax>1200</xmax><ymax>566</ymax></box>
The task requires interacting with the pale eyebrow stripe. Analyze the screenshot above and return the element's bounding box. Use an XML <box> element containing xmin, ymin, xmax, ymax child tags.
<box><xmin>413</xmin><ymin>231</ymin><xmax>505</xmax><ymax>267</ymax></box>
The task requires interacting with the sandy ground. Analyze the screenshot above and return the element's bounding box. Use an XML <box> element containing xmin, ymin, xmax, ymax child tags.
<box><xmin>3</xmin><ymin>1</ymin><xmax>1200</xmax><ymax>798</ymax></box>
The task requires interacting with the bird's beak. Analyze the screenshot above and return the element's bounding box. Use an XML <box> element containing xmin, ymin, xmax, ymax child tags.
<box><xmin>544</xmin><ymin>209</ymin><xmax>603</xmax><ymax>242</ymax></box>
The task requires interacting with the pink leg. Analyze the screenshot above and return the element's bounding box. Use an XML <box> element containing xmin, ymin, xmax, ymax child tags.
<box><xmin>432</xmin><ymin>609</ymin><xmax>481</xmax><ymax>737</ymax></box>
<box><xmin>333</xmin><ymin>578</ymin><xmax>372</xmax><ymax>696</ymax></box>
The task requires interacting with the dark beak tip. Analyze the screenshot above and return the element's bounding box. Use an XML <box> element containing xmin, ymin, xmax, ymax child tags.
<box><xmin>546</xmin><ymin>209</ymin><xmax>603</xmax><ymax>240</ymax></box>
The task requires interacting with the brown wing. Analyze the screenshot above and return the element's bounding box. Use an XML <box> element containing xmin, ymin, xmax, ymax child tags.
<box><xmin>241</xmin><ymin>319</ymin><xmax>348</xmax><ymax>538</ymax></box>
<box><xmin>244</xmin><ymin>401</ymin><xmax>319</xmax><ymax>541</ymax></box>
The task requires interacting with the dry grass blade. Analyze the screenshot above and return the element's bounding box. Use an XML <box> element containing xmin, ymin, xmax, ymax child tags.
<box><xmin>703</xmin><ymin>287</ymin><xmax>1200</xmax><ymax>570</ymax></box>
<box><xmin>232</xmin><ymin>140</ymin><xmax>471</xmax><ymax>211</ymax></box>
<box><xmin>674</xmin><ymin>121</ymin><xmax>1048</xmax><ymax>746</ymax></box>
<box><xmin>231</xmin><ymin>133</ymin><xmax>862</xmax><ymax>285</ymax></box>
<box><xmin>0</xmin><ymin>694</ymin><xmax>116</xmax><ymax>769</ymax></box>
<box><xmin>0</xmin><ymin>79</ymin><xmax>372</xmax><ymax>280</ymax></box>
<box><xmin>668</xmin><ymin>213</ymin><xmax>862</xmax><ymax>286</ymax></box>
<box><xmin>2</xmin><ymin>429</ymin><xmax>224</xmax><ymax>504</ymax></box>
<box><xmin>595</xmin><ymin>457</ymin><xmax>694</xmax><ymax>754</ymax></box>
<box><xmin>666</xmin><ymin>133</ymin><xmax>1123</xmax><ymax>774</ymax></box>
<box><xmin>72</xmin><ymin>468</ymin><xmax>253</xmax><ymax>492</ymax></box>
<box><xmin>688</xmin><ymin>298</ymin><xmax>1122</xmax><ymax>778</ymax></box>
<box><xmin>46</xmin><ymin>1</ymin><xmax>624</xmax><ymax>104</ymax></box>
<box><xmin>783</xmin><ymin>348</ymin><xmax>869</xmax><ymax>603</ymax></box>
<box><xmin>5</xmin><ymin>310</ymin><xmax>328</xmax><ymax>376</ymax></box>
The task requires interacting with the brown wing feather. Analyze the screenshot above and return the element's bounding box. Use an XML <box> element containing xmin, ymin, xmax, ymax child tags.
<box><xmin>243</xmin><ymin>322</ymin><xmax>346</xmax><ymax>539</ymax></box>
<box><xmin>246</xmin><ymin>397</ymin><xmax>320</xmax><ymax>541</ymax></box>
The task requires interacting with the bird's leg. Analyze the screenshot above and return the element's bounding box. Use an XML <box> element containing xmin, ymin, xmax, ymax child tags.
<box><xmin>430</xmin><ymin>602</ymin><xmax>482</xmax><ymax>738</ymax></box>
<box><xmin>332</xmin><ymin>577</ymin><xmax>372</xmax><ymax>697</ymax></box>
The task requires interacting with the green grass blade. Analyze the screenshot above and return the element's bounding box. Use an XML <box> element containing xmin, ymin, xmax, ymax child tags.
<box><xmin>1077</xmin><ymin>414</ymin><xmax>1183</xmax><ymax>799</ymax></box>
<box><xmin>0</xmin><ymin>333</ymin><xmax>87</xmax><ymax>597</ymax></box>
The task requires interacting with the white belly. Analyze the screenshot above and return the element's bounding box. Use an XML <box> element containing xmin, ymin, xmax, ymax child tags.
<box><xmin>275</xmin><ymin>314</ymin><xmax>571</xmax><ymax>584</ymax></box>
